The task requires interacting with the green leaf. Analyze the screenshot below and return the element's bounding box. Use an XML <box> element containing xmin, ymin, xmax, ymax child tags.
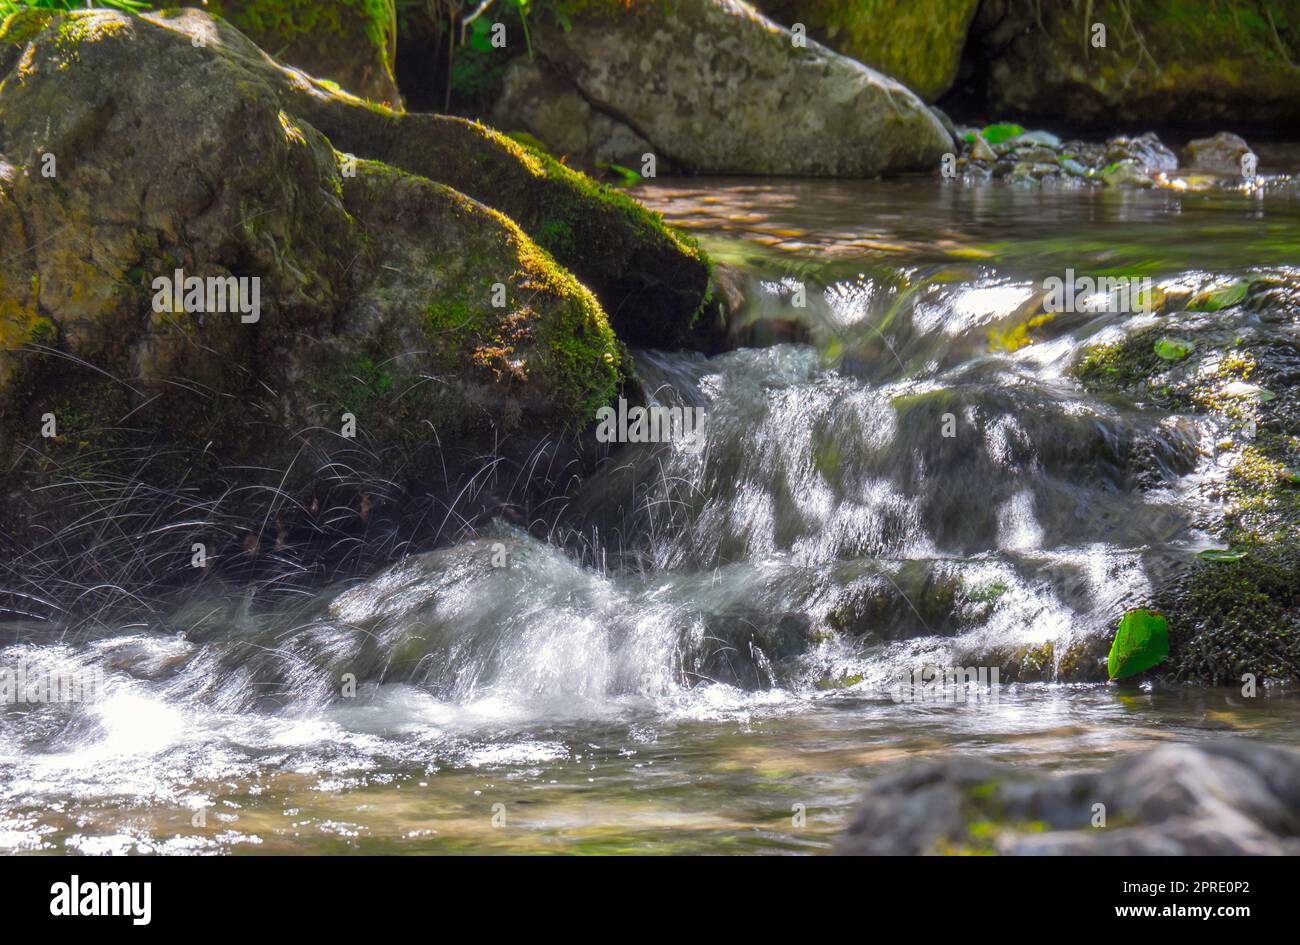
<box><xmin>980</xmin><ymin>123</ymin><xmax>1025</xmax><ymax>145</ymax></box>
<box><xmin>1198</xmin><ymin>549</ymin><xmax>1248</xmax><ymax>562</ymax></box>
<box><xmin>1188</xmin><ymin>280</ymin><xmax>1248</xmax><ymax>311</ymax></box>
<box><xmin>596</xmin><ymin>161</ymin><xmax>642</xmax><ymax>188</ymax></box>
<box><xmin>1107</xmin><ymin>609</ymin><xmax>1169</xmax><ymax>680</ymax></box>
<box><xmin>1153</xmin><ymin>336</ymin><xmax>1194</xmax><ymax>360</ymax></box>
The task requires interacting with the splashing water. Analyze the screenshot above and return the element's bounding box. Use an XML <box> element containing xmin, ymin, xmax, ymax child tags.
<box><xmin>5</xmin><ymin>172</ymin><xmax>1300</xmax><ymax>854</ymax></box>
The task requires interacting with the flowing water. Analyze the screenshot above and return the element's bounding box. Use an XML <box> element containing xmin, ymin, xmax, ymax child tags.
<box><xmin>4</xmin><ymin>158</ymin><xmax>1300</xmax><ymax>855</ymax></box>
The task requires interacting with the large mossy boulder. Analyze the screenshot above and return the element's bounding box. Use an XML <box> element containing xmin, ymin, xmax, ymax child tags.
<box><xmin>755</xmin><ymin>0</ymin><xmax>979</xmax><ymax>102</ymax></box>
<box><xmin>528</xmin><ymin>0</ymin><xmax>953</xmax><ymax>177</ymax></box>
<box><xmin>0</xmin><ymin>8</ymin><xmax>694</xmax><ymax>612</ymax></box>
<box><xmin>186</xmin><ymin>0</ymin><xmax>403</xmax><ymax>107</ymax></box>
<box><xmin>285</xmin><ymin>90</ymin><xmax>712</xmax><ymax>350</ymax></box>
<box><xmin>970</xmin><ymin>0</ymin><xmax>1300</xmax><ymax>125</ymax></box>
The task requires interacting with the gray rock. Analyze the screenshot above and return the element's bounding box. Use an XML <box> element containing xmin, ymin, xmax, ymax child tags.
<box><xmin>532</xmin><ymin>0</ymin><xmax>953</xmax><ymax>177</ymax></box>
<box><xmin>836</xmin><ymin>742</ymin><xmax>1300</xmax><ymax>855</ymax></box>
<box><xmin>491</xmin><ymin>57</ymin><xmax>665</xmax><ymax>174</ymax></box>
<box><xmin>1186</xmin><ymin>132</ymin><xmax>1254</xmax><ymax>173</ymax></box>
<box><xmin>1105</xmin><ymin>132</ymin><xmax>1178</xmax><ymax>174</ymax></box>
<box><xmin>969</xmin><ymin>135</ymin><xmax>997</xmax><ymax>163</ymax></box>
<box><xmin>1102</xmin><ymin>159</ymin><xmax>1155</xmax><ymax>188</ymax></box>
<box><xmin>1017</xmin><ymin>146</ymin><xmax>1062</xmax><ymax>164</ymax></box>
<box><xmin>1010</xmin><ymin>130</ymin><xmax>1062</xmax><ymax>149</ymax></box>
<box><xmin>1059</xmin><ymin>157</ymin><xmax>1090</xmax><ymax>178</ymax></box>
<box><xmin>930</xmin><ymin>105</ymin><xmax>959</xmax><ymax>145</ymax></box>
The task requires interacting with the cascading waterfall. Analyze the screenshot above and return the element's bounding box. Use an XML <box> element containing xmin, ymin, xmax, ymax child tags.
<box><xmin>3</xmin><ymin>177</ymin><xmax>1299</xmax><ymax>854</ymax></box>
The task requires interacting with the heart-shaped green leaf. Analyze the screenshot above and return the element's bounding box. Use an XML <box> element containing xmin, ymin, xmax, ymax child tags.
<box><xmin>1107</xmin><ymin>609</ymin><xmax>1169</xmax><ymax>680</ymax></box>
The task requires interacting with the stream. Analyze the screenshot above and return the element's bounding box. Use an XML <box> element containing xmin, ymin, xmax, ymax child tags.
<box><xmin>3</xmin><ymin>158</ymin><xmax>1300</xmax><ymax>855</ymax></box>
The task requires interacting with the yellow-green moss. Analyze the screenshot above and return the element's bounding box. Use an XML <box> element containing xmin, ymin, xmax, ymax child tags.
<box><xmin>0</xmin><ymin>8</ymin><xmax>55</xmax><ymax>46</ymax></box>
<box><xmin>755</xmin><ymin>0</ymin><xmax>979</xmax><ymax>101</ymax></box>
<box><xmin>55</xmin><ymin>9</ymin><xmax>130</xmax><ymax>48</ymax></box>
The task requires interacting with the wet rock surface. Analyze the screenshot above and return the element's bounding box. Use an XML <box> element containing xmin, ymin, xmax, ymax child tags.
<box><xmin>836</xmin><ymin>741</ymin><xmax>1300</xmax><ymax>855</ymax></box>
<box><xmin>1071</xmin><ymin>273</ymin><xmax>1300</xmax><ymax>683</ymax></box>
<box><xmin>948</xmin><ymin>124</ymin><xmax>1265</xmax><ymax>190</ymax></box>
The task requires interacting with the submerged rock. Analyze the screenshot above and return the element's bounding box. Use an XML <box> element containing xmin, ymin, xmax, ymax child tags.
<box><xmin>527</xmin><ymin>0</ymin><xmax>953</xmax><ymax>177</ymax></box>
<box><xmin>836</xmin><ymin>742</ymin><xmax>1300</xmax><ymax>855</ymax></box>
<box><xmin>754</xmin><ymin>0</ymin><xmax>979</xmax><ymax>102</ymax></box>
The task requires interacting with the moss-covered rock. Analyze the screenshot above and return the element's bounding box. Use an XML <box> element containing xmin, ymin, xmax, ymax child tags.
<box><xmin>187</xmin><ymin>0</ymin><xmax>402</xmax><ymax>107</ymax></box>
<box><xmin>0</xmin><ymin>8</ymin><xmax>626</xmax><ymax>611</ymax></box>
<box><xmin>952</xmin><ymin>635</ymin><xmax>1111</xmax><ymax>683</ymax></box>
<box><xmin>340</xmin><ymin>160</ymin><xmax>621</xmax><ymax>425</ymax></box>
<box><xmin>756</xmin><ymin>0</ymin><xmax>979</xmax><ymax>102</ymax></box>
<box><xmin>1071</xmin><ymin>274</ymin><xmax>1300</xmax><ymax>682</ymax></box>
<box><xmin>0</xmin><ymin>174</ymin><xmax>40</xmax><ymax>394</ymax></box>
<box><xmin>824</xmin><ymin>561</ymin><xmax>972</xmax><ymax>641</ymax></box>
<box><xmin>284</xmin><ymin>83</ymin><xmax>713</xmax><ymax>349</ymax></box>
<box><xmin>970</xmin><ymin>0</ymin><xmax>1300</xmax><ymax>125</ymax></box>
